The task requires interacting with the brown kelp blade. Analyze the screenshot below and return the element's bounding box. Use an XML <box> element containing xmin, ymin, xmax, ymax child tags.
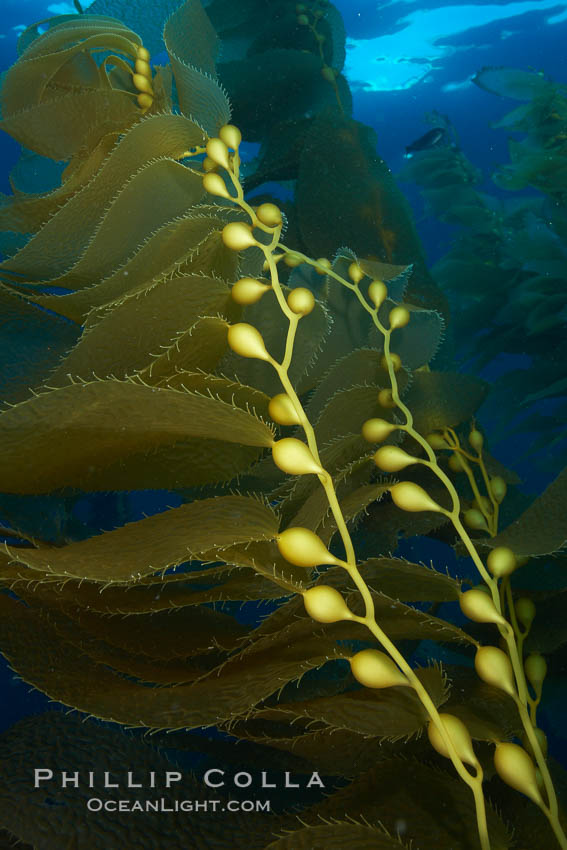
<box><xmin>5</xmin><ymin>494</ymin><xmax>279</xmax><ymax>582</ymax></box>
<box><xmin>0</xmin><ymin>381</ymin><xmax>274</xmax><ymax>493</ymax></box>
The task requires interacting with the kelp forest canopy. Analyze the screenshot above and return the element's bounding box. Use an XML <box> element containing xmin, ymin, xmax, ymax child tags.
<box><xmin>0</xmin><ymin>1</ymin><xmax>566</xmax><ymax>849</ymax></box>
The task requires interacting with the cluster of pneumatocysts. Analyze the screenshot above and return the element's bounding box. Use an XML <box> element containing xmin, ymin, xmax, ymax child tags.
<box><xmin>201</xmin><ymin>125</ymin><xmax>566</xmax><ymax>850</ymax></box>
<box><xmin>131</xmin><ymin>45</ymin><xmax>153</xmax><ymax>110</ymax></box>
<box><xmin>424</xmin><ymin>426</ymin><xmax>508</xmax><ymax>536</ymax></box>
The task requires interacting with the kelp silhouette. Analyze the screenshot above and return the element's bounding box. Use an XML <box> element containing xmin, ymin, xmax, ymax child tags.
<box><xmin>0</xmin><ymin>3</ymin><xmax>567</xmax><ymax>849</ymax></box>
<box><xmin>401</xmin><ymin>70</ymin><xmax>567</xmax><ymax>473</ymax></box>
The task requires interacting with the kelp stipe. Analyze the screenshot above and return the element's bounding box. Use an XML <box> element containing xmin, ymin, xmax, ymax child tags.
<box><xmin>204</xmin><ymin>124</ymin><xmax>567</xmax><ymax>850</ymax></box>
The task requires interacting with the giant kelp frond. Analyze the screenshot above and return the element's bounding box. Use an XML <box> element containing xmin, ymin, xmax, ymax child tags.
<box><xmin>1</xmin><ymin>7</ymin><xmax>566</xmax><ymax>850</ymax></box>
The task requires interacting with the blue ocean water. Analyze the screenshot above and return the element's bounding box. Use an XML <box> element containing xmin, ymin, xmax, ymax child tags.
<box><xmin>0</xmin><ymin>1</ymin><xmax>566</xmax><ymax>846</ymax></box>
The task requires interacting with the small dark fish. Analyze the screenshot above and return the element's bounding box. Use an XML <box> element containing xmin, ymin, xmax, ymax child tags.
<box><xmin>405</xmin><ymin>127</ymin><xmax>446</xmax><ymax>158</ymax></box>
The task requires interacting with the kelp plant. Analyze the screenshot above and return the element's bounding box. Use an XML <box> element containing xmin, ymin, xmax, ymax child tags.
<box><xmin>202</xmin><ymin>123</ymin><xmax>567</xmax><ymax>849</ymax></box>
<box><xmin>1</xmin><ymin>3</ymin><xmax>567</xmax><ymax>850</ymax></box>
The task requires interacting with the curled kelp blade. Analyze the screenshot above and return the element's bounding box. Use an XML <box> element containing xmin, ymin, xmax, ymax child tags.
<box><xmin>0</xmin><ymin>18</ymin><xmax>147</xmax><ymax>160</ymax></box>
<box><xmin>83</xmin><ymin>0</ymin><xmax>230</xmax><ymax>134</ymax></box>
<box><xmin>0</xmin><ymin>381</ymin><xmax>276</xmax><ymax>493</ymax></box>
<box><xmin>164</xmin><ymin>0</ymin><xmax>230</xmax><ymax>136</ymax></box>
<box><xmin>1</xmin><ymin>159</ymin><xmax>206</xmax><ymax>288</ymax></box>
<box><xmin>0</xmin><ymin>89</ymin><xmax>140</xmax><ymax>162</ymax></box>
<box><xmin>0</xmin><ymin>136</ymin><xmax>116</xmax><ymax>235</ymax></box>
<box><xmin>2</xmin><ymin>17</ymin><xmax>143</xmax><ymax>115</ymax></box>
<box><xmin>0</xmin><ymin>112</ymin><xmax>207</xmax><ymax>270</ymax></box>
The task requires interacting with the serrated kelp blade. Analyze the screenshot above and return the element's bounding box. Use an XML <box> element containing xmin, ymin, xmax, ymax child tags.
<box><xmin>265</xmin><ymin>823</ymin><xmax>409</xmax><ymax>850</ymax></box>
<box><xmin>245</xmin><ymin>590</ymin><xmax>474</xmax><ymax>648</ymax></box>
<box><xmin>286</xmin><ymin>454</ymin><xmax>375</xmax><ymax>536</ymax></box>
<box><xmin>368</xmin><ymin>307</ymin><xmax>444</xmax><ymax>370</ymax></box>
<box><xmin>204</xmin><ymin>539</ymin><xmax>309</xmax><ymax>594</ymax></box>
<box><xmin>443</xmin><ymin>670</ymin><xmax>522</xmax><ymax>742</ymax></box>
<box><xmin>13</xmin><ymin>602</ymin><xmax>230</xmax><ymax>684</ymax></box>
<box><xmin>313</xmin><ymin>385</ymin><xmax>388</xmax><ymax>446</ymax></box>
<box><xmin>0</xmin><ymin>594</ymin><xmax>338</xmax><ymax>728</ymax></box>
<box><xmin>269</xmin><ymin>665</ymin><xmax>448</xmax><ymax>740</ymax></box>
<box><xmin>1</xmin><ymin>561</ymin><xmax>291</xmax><ymax>615</ymax></box>
<box><xmin>277</xmin><ymin>434</ymin><xmax>375</xmax><ymax>528</ymax></box>
<box><xmin>143</xmin><ymin>317</ymin><xmax>233</xmax><ymax>381</ymax></box>
<box><xmin>480</xmin><ymin>465</ymin><xmax>567</xmax><ymax>556</ymax></box>
<box><xmin>164</xmin><ymin>0</ymin><xmax>230</xmax><ymax>136</ymax></box>
<box><xmin>31</xmin><ymin>213</ymin><xmax>235</xmax><ymax>323</ymax></box>
<box><xmin>0</xmin><ymin>89</ymin><xmax>139</xmax><ymax>162</ymax></box>
<box><xmin>3</xmin><ymin>159</ymin><xmax>205</xmax><ymax>289</ymax></box>
<box><xmin>318</xmin><ymin>481</ymin><xmax>392</xmax><ymax>546</ymax></box>
<box><xmin>16</xmin><ymin>13</ymin><xmax>129</xmax><ymax>55</ymax></box>
<box><xmin>15</xmin><ymin>16</ymin><xmax>140</xmax><ymax>63</ymax></box>
<box><xmin>342</xmin><ymin>557</ymin><xmax>461</xmax><ymax>602</ymax></box>
<box><xmin>0</xmin><ymin>133</ymin><xmax>117</xmax><ymax>235</ymax></box>
<box><xmin>0</xmin><ymin>381</ymin><xmax>275</xmax><ymax>493</ymax></box>
<box><xmin>298</xmin><ymin>759</ymin><xmax>512</xmax><ymax>850</ymax></box>
<box><xmin>49</xmin><ymin>274</ymin><xmax>233</xmax><ymax>382</ymax></box>
<box><xmin>5</xmin><ymin>494</ymin><xmax>278</xmax><ymax>581</ymax></box>
<box><xmin>26</xmin><ymin>597</ymin><xmax>247</xmax><ymax>661</ymax></box>
<box><xmin>305</xmin><ymin>347</ymin><xmax>409</xmax><ymax>424</ymax></box>
<box><xmin>2</xmin><ymin>112</ymin><xmax>206</xmax><ymax>256</ymax></box>
<box><xmin>76</xmin><ymin>435</ymin><xmax>265</xmax><ymax>489</ymax></box>
<box><xmin>144</xmin><ymin>371</ymin><xmax>269</xmax><ymax>420</ymax></box>
<box><xmin>1</xmin><ymin>157</ymin><xmax>204</xmax><ymax>287</ymax></box>
<box><xmin>1</xmin><ymin>22</ymin><xmax>141</xmax><ymax>115</ymax></box>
